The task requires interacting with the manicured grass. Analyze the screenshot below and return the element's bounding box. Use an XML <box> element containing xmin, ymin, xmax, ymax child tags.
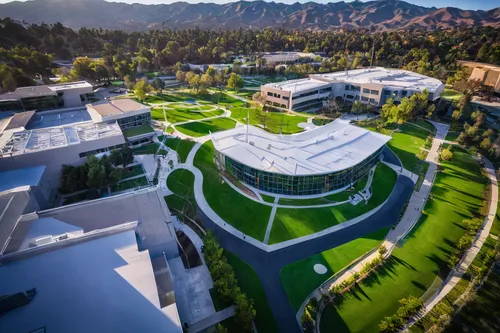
<box><xmin>151</xmin><ymin>106</ymin><xmax>224</xmax><ymax>123</ymax></box>
<box><xmin>175</xmin><ymin>117</ymin><xmax>236</xmax><ymax>137</ymax></box>
<box><xmin>409</xmin><ymin>119</ymin><xmax>435</xmax><ymax>133</ymax></box>
<box><xmin>122</xmin><ymin>124</ymin><xmax>155</xmax><ymax>138</ymax></box>
<box><xmin>150</xmin><ymin>90</ymin><xmax>245</xmax><ymax>107</ymax></box>
<box><xmin>320</xmin><ymin>148</ymin><xmax>486</xmax><ymax>333</ymax></box>
<box><xmin>441</xmin><ymin>88</ymin><xmax>463</xmax><ymax>101</ymax></box>
<box><xmin>164</xmin><ymin>169</ymin><xmax>200</xmax><ymax>226</ymax></box>
<box><xmin>225</xmin><ymin>251</ymin><xmax>279</xmax><ymax>333</ymax></box>
<box><xmin>445</xmin><ymin>131</ymin><xmax>460</xmax><ymax>142</ymax></box>
<box><xmin>110</xmin><ymin>176</ymin><xmax>149</xmax><ymax>193</ymax></box>
<box><xmin>312</xmin><ymin>118</ymin><xmax>334</xmax><ymax>126</ymax></box>
<box><xmin>491</xmin><ymin>202</ymin><xmax>500</xmax><ymax>237</ymax></box>
<box><xmin>111</xmin><ymin>80</ymin><xmax>124</xmax><ymax>86</ymax></box>
<box><xmin>277</xmin><ymin>176</ymin><xmax>368</xmax><ymax>206</ymax></box>
<box><xmin>163</xmin><ymin>138</ymin><xmax>195</xmax><ymax>163</ymax></box>
<box><xmin>231</xmin><ymin>107</ymin><xmax>306</xmax><ymax>134</ymax></box>
<box><xmin>132</xmin><ymin>143</ymin><xmax>160</xmax><ymax>155</ymax></box>
<box><xmin>269</xmin><ymin>163</ymin><xmax>397</xmax><ymax>244</ymax></box>
<box><xmin>121</xmin><ymin>164</ymin><xmax>145</xmax><ymax>179</ymax></box>
<box><xmin>194</xmin><ymin>141</ymin><xmax>272</xmax><ymax>241</ymax></box>
<box><xmin>280</xmin><ymin>227</ymin><xmax>389</xmax><ymax>311</ymax></box>
<box><xmin>260</xmin><ymin>193</ymin><xmax>275</xmax><ymax>203</ymax></box>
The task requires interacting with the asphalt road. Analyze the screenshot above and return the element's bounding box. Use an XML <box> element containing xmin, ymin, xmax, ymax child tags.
<box><xmin>198</xmin><ymin>148</ymin><xmax>414</xmax><ymax>333</ymax></box>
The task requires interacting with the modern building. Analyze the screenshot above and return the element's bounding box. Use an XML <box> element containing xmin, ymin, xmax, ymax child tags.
<box><xmin>457</xmin><ymin>61</ymin><xmax>500</xmax><ymax>94</ymax></box>
<box><xmin>261</xmin><ymin>67</ymin><xmax>445</xmax><ymax>112</ymax></box>
<box><xmin>261</xmin><ymin>52</ymin><xmax>318</xmax><ymax>65</ymax></box>
<box><xmin>86</xmin><ymin>99</ymin><xmax>152</xmax><ymax>131</ymax></box>
<box><xmin>211</xmin><ymin>119</ymin><xmax>391</xmax><ymax>196</ymax></box>
<box><xmin>0</xmin><ymin>81</ymin><xmax>94</xmax><ymax>113</ymax></box>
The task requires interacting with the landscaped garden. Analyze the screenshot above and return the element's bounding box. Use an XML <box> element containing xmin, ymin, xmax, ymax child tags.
<box><xmin>441</xmin><ymin>87</ymin><xmax>463</xmax><ymax>101</ymax></box>
<box><xmin>319</xmin><ymin>148</ymin><xmax>487</xmax><ymax>333</ymax></box>
<box><xmin>163</xmin><ymin>137</ymin><xmax>196</xmax><ymax>163</ymax></box>
<box><xmin>231</xmin><ymin>106</ymin><xmax>306</xmax><ymax>134</ymax></box>
<box><xmin>150</xmin><ymin>106</ymin><xmax>224</xmax><ymax>123</ymax></box>
<box><xmin>280</xmin><ymin>227</ymin><xmax>389</xmax><ymax>311</ymax></box>
<box><xmin>194</xmin><ymin>141</ymin><xmax>272</xmax><ymax>241</ymax></box>
<box><xmin>164</xmin><ymin>169</ymin><xmax>201</xmax><ymax>230</ymax></box>
<box><xmin>122</xmin><ymin>124</ymin><xmax>155</xmax><ymax>138</ymax></box>
<box><xmin>175</xmin><ymin>117</ymin><xmax>237</xmax><ymax>137</ymax></box>
<box><xmin>268</xmin><ymin>163</ymin><xmax>397</xmax><ymax>244</ymax></box>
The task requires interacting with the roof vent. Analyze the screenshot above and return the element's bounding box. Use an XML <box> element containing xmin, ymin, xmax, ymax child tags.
<box><xmin>267</xmin><ymin>144</ymin><xmax>272</xmax><ymax>150</ymax></box>
<box><xmin>249</xmin><ymin>141</ymin><xmax>254</xmax><ymax>146</ymax></box>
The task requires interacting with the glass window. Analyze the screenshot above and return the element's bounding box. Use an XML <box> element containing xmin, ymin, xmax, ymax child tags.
<box><xmin>363</xmin><ymin>88</ymin><xmax>370</xmax><ymax>94</ymax></box>
<box><xmin>370</xmin><ymin>90</ymin><xmax>379</xmax><ymax>95</ymax></box>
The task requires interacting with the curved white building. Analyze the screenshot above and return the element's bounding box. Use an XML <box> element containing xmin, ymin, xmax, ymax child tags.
<box><xmin>212</xmin><ymin>119</ymin><xmax>391</xmax><ymax>196</ymax></box>
<box><xmin>261</xmin><ymin>67</ymin><xmax>445</xmax><ymax>112</ymax></box>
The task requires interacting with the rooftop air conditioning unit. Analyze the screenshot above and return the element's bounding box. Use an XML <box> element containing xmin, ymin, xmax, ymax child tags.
<box><xmin>249</xmin><ymin>141</ymin><xmax>255</xmax><ymax>146</ymax></box>
<box><xmin>267</xmin><ymin>144</ymin><xmax>272</xmax><ymax>150</ymax></box>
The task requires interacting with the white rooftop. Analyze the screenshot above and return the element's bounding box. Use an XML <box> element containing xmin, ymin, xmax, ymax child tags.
<box><xmin>0</xmin><ymin>228</ymin><xmax>182</xmax><ymax>333</ymax></box>
<box><xmin>312</xmin><ymin>68</ymin><xmax>444</xmax><ymax>91</ymax></box>
<box><xmin>48</xmin><ymin>81</ymin><xmax>93</xmax><ymax>92</ymax></box>
<box><xmin>266</xmin><ymin>78</ymin><xmax>330</xmax><ymax>93</ymax></box>
<box><xmin>264</xmin><ymin>68</ymin><xmax>444</xmax><ymax>94</ymax></box>
<box><xmin>212</xmin><ymin>119</ymin><xmax>391</xmax><ymax>176</ymax></box>
<box><xmin>0</xmin><ymin>121</ymin><xmax>122</xmax><ymax>156</ymax></box>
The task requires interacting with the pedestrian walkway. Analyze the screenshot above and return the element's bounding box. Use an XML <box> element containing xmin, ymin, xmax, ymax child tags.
<box><xmin>298</xmin><ymin>120</ymin><xmax>449</xmax><ymax>328</ymax></box>
<box><xmin>263</xmin><ymin>196</ymin><xmax>279</xmax><ymax>244</ymax></box>
<box><xmin>407</xmin><ymin>156</ymin><xmax>499</xmax><ymax>328</ymax></box>
<box><xmin>382</xmin><ymin>161</ymin><xmax>419</xmax><ymax>183</ymax></box>
<box><xmin>188</xmin><ymin>306</ymin><xmax>236</xmax><ymax>333</ymax></box>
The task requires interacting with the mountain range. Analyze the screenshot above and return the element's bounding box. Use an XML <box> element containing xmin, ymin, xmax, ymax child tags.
<box><xmin>0</xmin><ymin>0</ymin><xmax>499</xmax><ymax>31</ymax></box>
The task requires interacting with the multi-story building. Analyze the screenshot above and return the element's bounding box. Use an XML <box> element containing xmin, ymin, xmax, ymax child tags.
<box><xmin>261</xmin><ymin>67</ymin><xmax>445</xmax><ymax>112</ymax></box>
<box><xmin>212</xmin><ymin>119</ymin><xmax>391</xmax><ymax>196</ymax></box>
<box><xmin>458</xmin><ymin>61</ymin><xmax>500</xmax><ymax>95</ymax></box>
<box><xmin>86</xmin><ymin>99</ymin><xmax>152</xmax><ymax>132</ymax></box>
<box><xmin>0</xmin><ymin>81</ymin><xmax>94</xmax><ymax>113</ymax></box>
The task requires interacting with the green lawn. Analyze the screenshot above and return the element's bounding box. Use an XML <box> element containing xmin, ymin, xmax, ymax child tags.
<box><xmin>441</xmin><ymin>88</ymin><xmax>463</xmax><ymax>101</ymax></box>
<box><xmin>151</xmin><ymin>90</ymin><xmax>245</xmax><ymax>107</ymax></box>
<box><xmin>151</xmin><ymin>106</ymin><xmax>224</xmax><ymax>123</ymax></box>
<box><xmin>194</xmin><ymin>141</ymin><xmax>272</xmax><ymax>240</ymax></box>
<box><xmin>387</xmin><ymin>124</ymin><xmax>429</xmax><ymax>174</ymax></box>
<box><xmin>409</xmin><ymin>119</ymin><xmax>435</xmax><ymax>133</ymax></box>
<box><xmin>445</xmin><ymin>131</ymin><xmax>460</xmax><ymax>142</ymax></box>
<box><xmin>132</xmin><ymin>143</ymin><xmax>160</xmax><ymax>155</ymax></box>
<box><xmin>175</xmin><ymin>117</ymin><xmax>236</xmax><ymax>137</ymax></box>
<box><xmin>163</xmin><ymin>138</ymin><xmax>195</xmax><ymax>163</ymax></box>
<box><xmin>320</xmin><ymin>148</ymin><xmax>486</xmax><ymax>333</ymax></box>
<box><xmin>269</xmin><ymin>163</ymin><xmax>397</xmax><ymax>244</ymax></box>
<box><xmin>277</xmin><ymin>176</ymin><xmax>368</xmax><ymax>207</ymax></box>
<box><xmin>261</xmin><ymin>193</ymin><xmax>275</xmax><ymax>203</ymax></box>
<box><xmin>280</xmin><ymin>227</ymin><xmax>389</xmax><ymax>311</ymax></box>
<box><xmin>121</xmin><ymin>164</ymin><xmax>144</xmax><ymax>179</ymax></box>
<box><xmin>225</xmin><ymin>251</ymin><xmax>279</xmax><ymax>333</ymax></box>
<box><xmin>122</xmin><ymin>124</ymin><xmax>155</xmax><ymax>138</ymax></box>
<box><xmin>110</xmin><ymin>176</ymin><xmax>149</xmax><ymax>193</ymax></box>
<box><xmin>231</xmin><ymin>107</ymin><xmax>306</xmax><ymax>134</ymax></box>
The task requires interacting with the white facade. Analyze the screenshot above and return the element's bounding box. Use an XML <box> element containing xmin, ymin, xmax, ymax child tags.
<box><xmin>86</xmin><ymin>99</ymin><xmax>151</xmax><ymax>123</ymax></box>
<box><xmin>261</xmin><ymin>68</ymin><xmax>445</xmax><ymax>112</ymax></box>
<box><xmin>48</xmin><ymin>81</ymin><xmax>94</xmax><ymax>107</ymax></box>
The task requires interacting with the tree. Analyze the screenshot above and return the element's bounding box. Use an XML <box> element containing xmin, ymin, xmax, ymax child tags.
<box><xmin>440</xmin><ymin>148</ymin><xmax>453</xmax><ymax>161</ymax></box>
<box><xmin>152</xmin><ymin>78</ymin><xmax>165</xmax><ymax>92</ymax></box>
<box><xmin>188</xmin><ymin>74</ymin><xmax>201</xmax><ymax>91</ymax></box>
<box><xmin>86</xmin><ymin>156</ymin><xmax>106</xmax><ymax>190</ymax></box>
<box><xmin>480</xmin><ymin>137</ymin><xmax>492</xmax><ymax>151</ymax></box>
<box><xmin>134</xmin><ymin>78</ymin><xmax>152</xmax><ymax>101</ymax></box>
<box><xmin>351</xmin><ymin>100</ymin><xmax>363</xmax><ymax>119</ymax></box>
<box><xmin>324</xmin><ymin>97</ymin><xmax>342</xmax><ymax>117</ymax></box>
<box><xmin>109</xmin><ymin>149</ymin><xmax>123</xmax><ymax>166</ymax></box>
<box><xmin>452</xmin><ymin>110</ymin><xmax>462</xmax><ymax>129</ymax></box>
<box><xmin>227</xmin><ymin>73</ymin><xmax>244</xmax><ymax>91</ymax></box>
<box><xmin>120</xmin><ymin>146</ymin><xmax>134</xmax><ymax>167</ymax></box>
<box><xmin>215</xmin><ymin>324</ymin><xmax>228</xmax><ymax>333</ymax></box>
<box><xmin>175</xmin><ymin>70</ymin><xmax>186</xmax><ymax>82</ymax></box>
<box><xmin>124</xmin><ymin>75</ymin><xmax>136</xmax><ymax>91</ymax></box>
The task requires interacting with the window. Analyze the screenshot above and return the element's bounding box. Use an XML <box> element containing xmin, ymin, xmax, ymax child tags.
<box><xmin>370</xmin><ymin>90</ymin><xmax>379</xmax><ymax>95</ymax></box>
<box><xmin>363</xmin><ymin>88</ymin><xmax>370</xmax><ymax>94</ymax></box>
<box><xmin>361</xmin><ymin>96</ymin><xmax>369</xmax><ymax>102</ymax></box>
<box><xmin>383</xmin><ymin>90</ymin><xmax>391</xmax><ymax>95</ymax></box>
<box><xmin>273</xmin><ymin>93</ymin><xmax>281</xmax><ymax>98</ymax></box>
<box><xmin>401</xmin><ymin>90</ymin><xmax>407</xmax><ymax>96</ymax></box>
<box><xmin>345</xmin><ymin>85</ymin><xmax>350</xmax><ymax>91</ymax></box>
<box><xmin>283</xmin><ymin>96</ymin><xmax>289</xmax><ymax>101</ymax></box>
<box><xmin>345</xmin><ymin>94</ymin><xmax>354</xmax><ymax>100</ymax></box>
<box><xmin>267</xmin><ymin>92</ymin><xmax>273</xmax><ymax>97</ymax></box>
<box><xmin>369</xmin><ymin>98</ymin><xmax>376</xmax><ymax>104</ymax></box>
<box><xmin>355</xmin><ymin>95</ymin><xmax>360</xmax><ymax>100</ymax></box>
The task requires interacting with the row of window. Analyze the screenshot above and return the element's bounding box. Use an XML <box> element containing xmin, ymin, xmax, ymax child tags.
<box><xmin>219</xmin><ymin>147</ymin><xmax>383</xmax><ymax>195</ymax></box>
<box><xmin>79</xmin><ymin>144</ymin><xmax>125</xmax><ymax>158</ymax></box>
<box><xmin>345</xmin><ymin>85</ymin><xmax>360</xmax><ymax>92</ymax></box>
<box><xmin>362</xmin><ymin>88</ymin><xmax>379</xmax><ymax>95</ymax></box>
<box><xmin>117</xmin><ymin>114</ymin><xmax>151</xmax><ymax>130</ymax></box>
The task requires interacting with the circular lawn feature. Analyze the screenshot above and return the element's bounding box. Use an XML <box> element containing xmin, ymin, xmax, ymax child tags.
<box><xmin>313</xmin><ymin>264</ymin><xmax>328</xmax><ymax>275</ymax></box>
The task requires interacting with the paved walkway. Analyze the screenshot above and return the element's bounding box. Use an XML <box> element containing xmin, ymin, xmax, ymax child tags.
<box><xmin>263</xmin><ymin>196</ymin><xmax>279</xmax><ymax>244</ymax></box>
<box><xmin>407</xmin><ymin>156</ymin><xmax>499</xmax><ymax>327</ymax></box>
<box><xmin>300</xmin><ymin>120</ymin><xmax>449</xmax><ymax>329</ymax></box>
<box><xmin>188</xmin><ymin>305</ymin><xmax>236</xmax><ymax>333</ymax></box>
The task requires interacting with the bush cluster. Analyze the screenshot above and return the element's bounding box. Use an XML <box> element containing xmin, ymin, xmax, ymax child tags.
<box><xmin>202</xmin><ymin>233</ymin><xmax>256</xmax><ymax>332</ymax></box>
<box><xmin>447</xmin><ymin>218</ymin><xmax>483</xmax><ymax>270</ymax></box>
<box><xmin>301</xmin><ymin>298</ymin><xmax>318</xmax><ymax>333</ymax></box>
<box><xmin>379</xmin><ymin>296</ymin><xmax>423</xmax><ymax>332</ymax></box>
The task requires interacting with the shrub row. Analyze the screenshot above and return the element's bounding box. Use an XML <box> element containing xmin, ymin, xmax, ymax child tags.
<box><xmin>202</xmin><ymin>232</ymin><xmax>256</xmax><ymax>332</ymax></box>
<box><xmin>379</xmin><ymin>296</ymin><xmax>423</xmax><ymax>332</ymax></box>
<box><xmin>447</xmin><ymin>218</ymin><xmax>483</xmax><ymax>270</ymax></box>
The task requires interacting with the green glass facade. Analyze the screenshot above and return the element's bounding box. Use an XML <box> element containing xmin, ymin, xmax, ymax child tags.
<box><xmin>216</xmin><ymin>147</ymin><xmax>384</xmax><ymax>195</ymax></box>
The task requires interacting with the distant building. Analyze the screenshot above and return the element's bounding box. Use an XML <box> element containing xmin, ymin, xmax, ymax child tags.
<box><xmin>212</xmin><ymin>119</ymin><xmax>391</xmax><ymax>196</ymax></box>
<box><xmin>261</xmin><ymin>52</ymin><xmax>317</xmax><ymax>65</ymax></box>
<box><xmin>457</xmin><ymin>61</ymin><xmax>500</xmax><ymax>95</ymax></box>
<box><xmin>0</xmin><ymin>81</ymin><xmax>94</xmax><ymax>113</ymax></box>
<box><xmin>261</xmin><ymin>67</ymin><xmax>445</xmax><ymax>112</ymax></box>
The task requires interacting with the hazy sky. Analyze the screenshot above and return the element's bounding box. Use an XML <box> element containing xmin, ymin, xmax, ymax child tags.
<box><xmin>0</xmin><ymin>0</ymin><xmax>497</xmax><ymax>10</ymax></box>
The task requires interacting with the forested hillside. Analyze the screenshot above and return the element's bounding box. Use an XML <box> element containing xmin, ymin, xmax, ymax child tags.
<box><xmin>1</xmin><ymin>17</ymin><xmax>500</xmax><ymax>91</ymax></box>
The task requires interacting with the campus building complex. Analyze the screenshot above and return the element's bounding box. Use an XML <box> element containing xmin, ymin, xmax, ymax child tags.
<box><xmin>86</xmin><ymin>99</ymin><xmax>152</xmax><ymax>132</ymax></box>
<box><xmin>261</xmin><ymin>67</ymin><xmax>445</xmax><ymax>112</ymax></box>
<box><xmin>212</xmin><ymin>120</ymin><xmax>391</xmax><ymax>196</ymax></box>
<box><xmin>0</xmin><ymin>81</ymin><xmax>94</xmax><ymax>112</ymax></box>
<box><xmin>458</xmin><ymin>61</ymin><xmax>500</xmax><ymax>94</ymax></box>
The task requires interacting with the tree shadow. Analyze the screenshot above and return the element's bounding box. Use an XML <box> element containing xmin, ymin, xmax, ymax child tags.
<box><xmin>411</xmin><ymin>280</ymin><xmax>427</xmax><ymax>291</ymax></box>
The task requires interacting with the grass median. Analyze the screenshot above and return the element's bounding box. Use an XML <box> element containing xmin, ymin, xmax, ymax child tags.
<box><xmin>175</xmin><ymin>117</ymin><xmax>236</xmax><ymax>137</ymax></box>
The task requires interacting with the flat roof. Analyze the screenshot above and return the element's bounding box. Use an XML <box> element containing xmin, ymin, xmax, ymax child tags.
<box><xmin>0</xmin><ymin>165</ymin><xmax>45</xmax><ymax>193</ymax></box>
<box><xmin>265</xmin><ymin>78</ymin><xmax>330</xmax><ymax>93</ymax></box>
<box><xmin>0</xmin><ymin>121</ymin><xmax>122</xmax><ymax>156</ymax></box>
<box><xmin>27</xmin><ymin>108</ymin><xmax>92</xmax><ymax>130</ymax></box>
<box><xmin>0</xmin><ymin>228</ymin><xmax>182</xmax><ymax>333</ymax></box>
<box><xmin>88</xmin><ymin>99</ymin><xmax>149</xmax><ymax>117</ymax></box>
<box><xmin>264</xmin><ymin>68</ymin><xmax>444</xmax><ymax>94</ymax></box>
<box><xmin>457</xmin><ymin>60</ymin><xmax>500</xmax><ymax>71</ymax></box>
<box><xmin>0</xmin><ymin>81</ymin><xmax>92</xmax><ymax>102</ymax></box>
<box><xmin>3</xmin><ymin>111</ymin><xmax>36</xmax><ymax>130</ymax></box>
<box><xmin>212</xmin><ymin>119</ymin><xmax>391</xmax><ymax>176</ymax></box>
<box><xmin>48</xmin><ymin>81</ymin><xmax>93</xmax><ymax>91</ymax></box>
